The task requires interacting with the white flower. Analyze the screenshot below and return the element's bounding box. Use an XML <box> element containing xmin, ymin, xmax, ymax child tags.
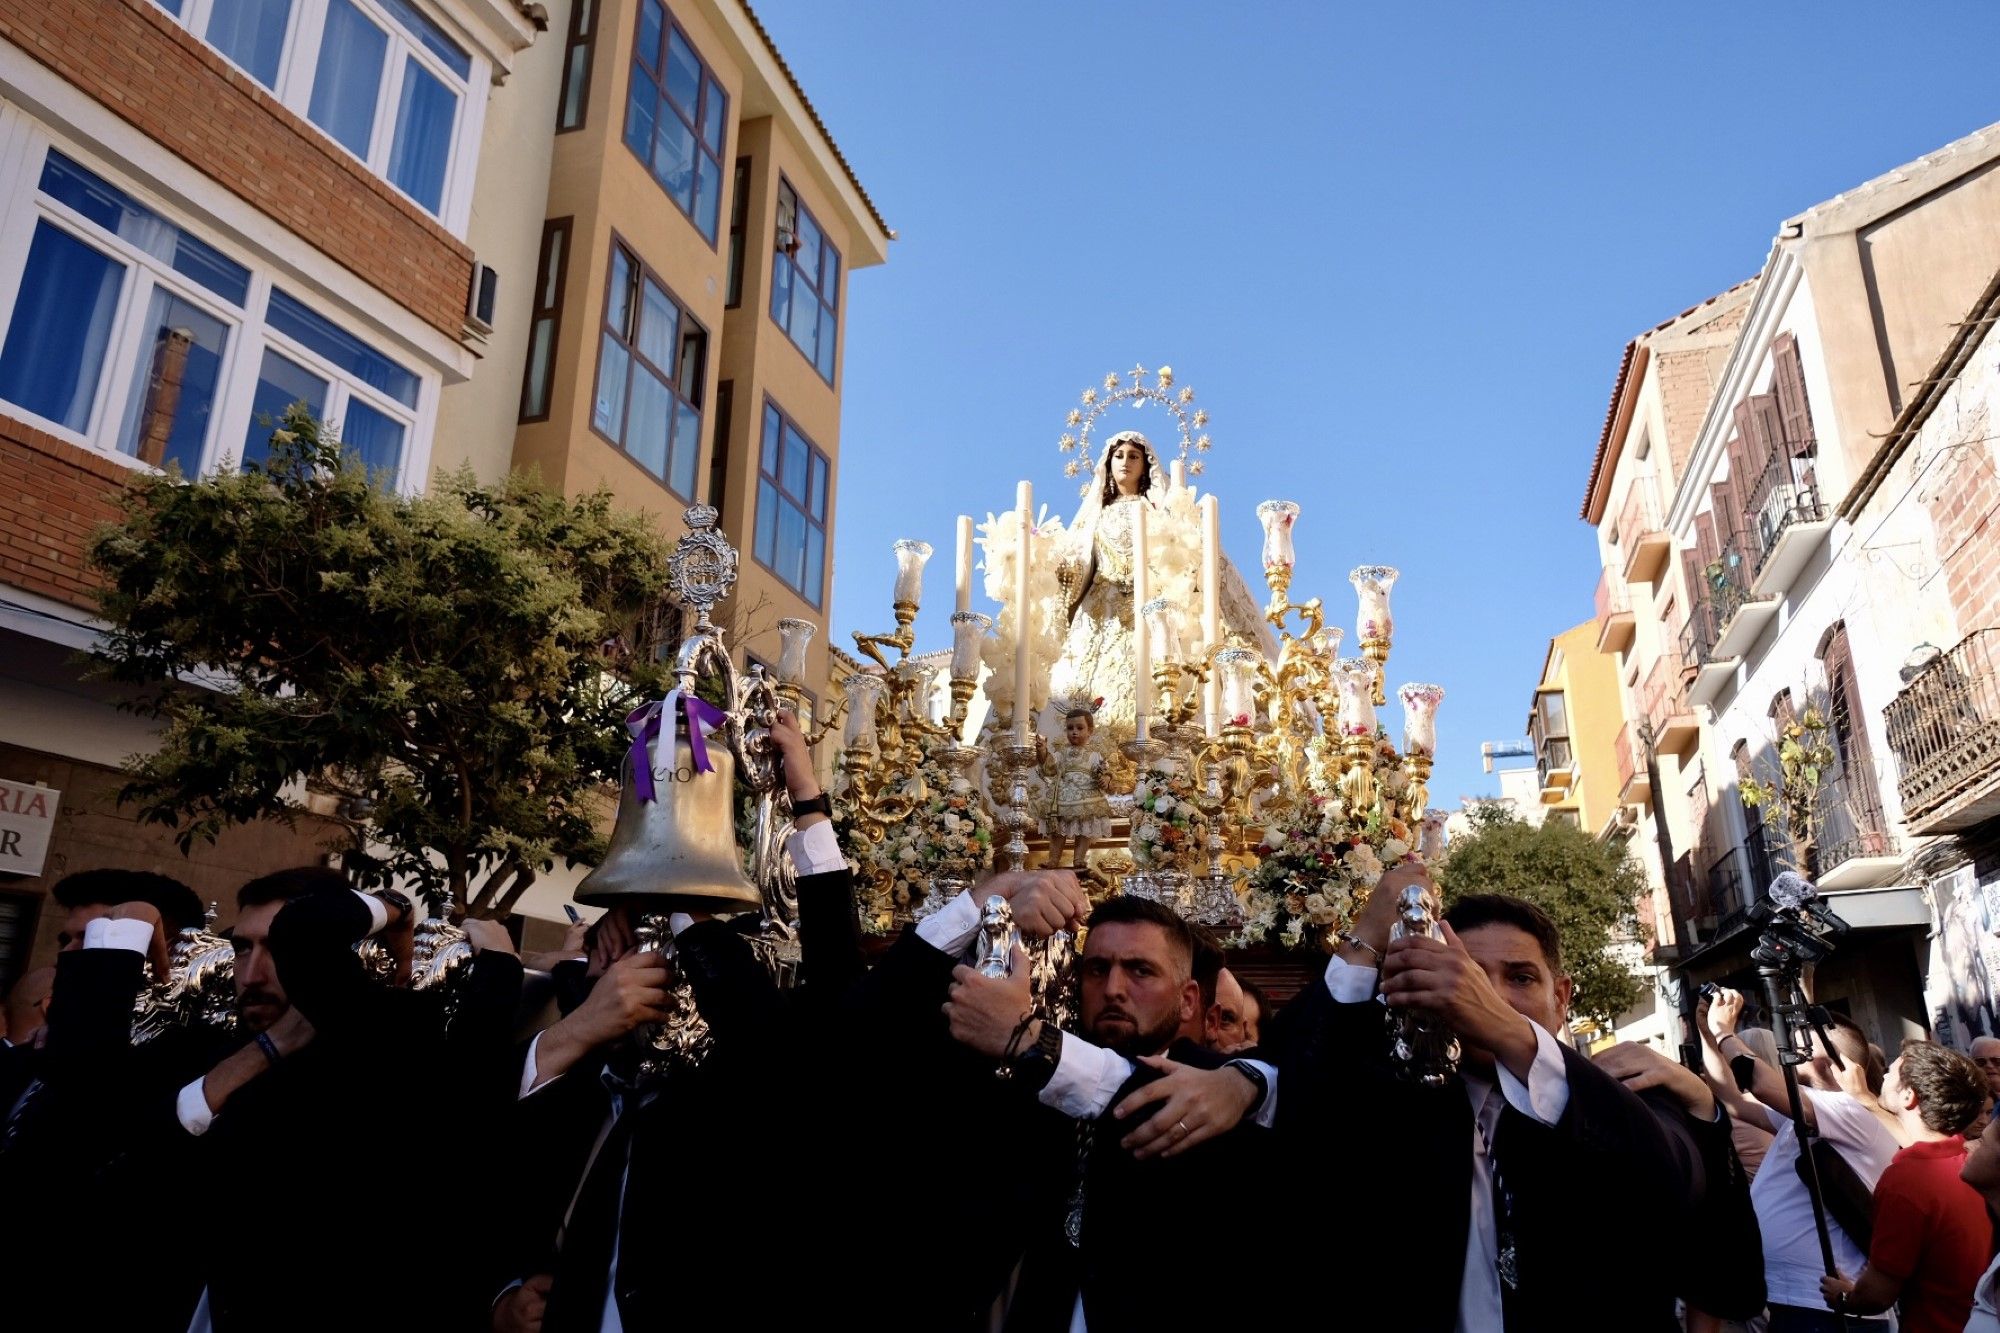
<box><xmin>941</xmin><ymin>812</ymin><xmax>962</xmax><ymax>833</ymax></box>
<box><xmin>1381</xmin><ymin>837</ymin><xmax>1410</xmax><ymax>862</ymax></box>
<box><xmin>1153</xmin><ymin>795</ymin><xmax>1176</xmax><ymax>816</ymax></box>
<box><xmin>949</xmin><ymin>777</ymin><xmax>974</xmax><ymax>795</ymax></box>
<box><xmin>1304</xmin><ymin>892</ymin><xmax>1328</xmax><ymax>916</ymax></box>
<box><xmin>898</xmin><ymin>846</ymin><xmax>918</xmax><ymax>863</ymax></box>
<box><xmin>1261</xmin><ymin>826</ymin><xmax>1287</xmax><ymax>850</ymax></box>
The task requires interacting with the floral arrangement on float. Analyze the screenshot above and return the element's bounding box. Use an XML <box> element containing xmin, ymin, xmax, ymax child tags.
<box><xmin>1128</xmin><ymin>763</ymin><xmax>1211</xmax><ymax>873</ymax></box>
<box><xmin>856</xmin><ymin>747</ymin><xmax>994</xmax><ymax>929</ymax></box>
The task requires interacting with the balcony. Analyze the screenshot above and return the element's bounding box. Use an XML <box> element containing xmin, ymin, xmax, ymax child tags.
<box><xmin>1707</xmin><ymin>530</ymin><xmax>1780</xmax><ymax>659</ymax></box>
<box><xmin>1615</xmin><ymin>720</ymin><xmax>1651</xmax><ymax>805</ymax></box>
<box><xmin>1679</xmin><ymin>600</ymin><xmax>1736</xmax><ymax>708</ymax></box>
<box><xmin>1885</xmin><ymin>629</ymin><xmax>2000</xmax><ymax>834</ymax></box>
<box><xmin>1594</xmin><ymin>569</ymin><xmax>1635</xmax><ymax>656</ymax></box>
<box><xmin>1811</xmin><ymin>774</ymin><xmax>1900</xmax><ymax>889</ymax></box>
<box><xmin>1642</xmin><ymin>652</ymin><xmax>1698</xmax><ymax>757</ymax></box>
<box><xmin>1618</xmin><ymin>484</ymin><xmax>1671</xmax><ymax>584</ymax></box>
<box><xmin>1537</xmin><ymin>736</ymin><xmax>1576</xmax><ymax>800</ymax></box>
<box><xmin>1705</xmin><ymin>848</ymin><xmax>1747</xmax><ymax>922</ymax></box>
<box><xmin>1746</xmin><ymin>451</ymin><xmax>1832</xmax><ymax>597</ymax></box>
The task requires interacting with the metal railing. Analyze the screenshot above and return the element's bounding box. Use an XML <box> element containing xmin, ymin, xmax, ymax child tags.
<box><xmin>1811</xmin><ymin>773</ymin><xmax>1893</xmax><ymax>876</ymax></box>
<box><xmin>1884</xmin><ymin>629</ymin><xmax>2000</xmax><ymax>823</ymax></box>
<box><xmin>1616</xmin><ymin>483</ymin><xmax>1666</xmax><ymax>569</ymax></box>
<box><xmin>1742</xmin><ymin>821</ymin><xmax>1781</xmax><ymax>900</ymax></box>
<box><xmin>1705</xmin><ymin>846</ymin><xmax>1746</xmax><ymax>921</ymax></box>
<box><xmin>1683</xmin><ymin>529</ymin><xmax>1763</xmax><ymax>663</ymax></box>
<box><xmin>1595</xmin><ymin>568</ymin><xmax>1631</xmax><ymax>624</ymax></box>
<box><xmin>1642</xmin><ymin>651</ymin><xmax>1689</xmax><ymax>732</ymax></box>
<box><xmin>1745</xmin><ymin>450</ymin><xmax>1825</xmax><ymax>577</ymax></box>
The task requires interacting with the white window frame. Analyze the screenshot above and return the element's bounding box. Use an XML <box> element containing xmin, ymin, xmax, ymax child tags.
<box><xmin>0</xmin><ymin>134</ymin><xmax>438</xmax><ymax>494</ymax></box>
<box><xmin>148</xmin><ymin>0</ymin><xmax>487</xmax><ymax>231</ymax></box>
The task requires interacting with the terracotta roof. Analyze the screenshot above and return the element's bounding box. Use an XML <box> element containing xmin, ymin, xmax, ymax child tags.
<box><xmin>738</xmin><ymin>0</ymin><xmax>894</xmax><ymax>242</ymax></box>
<box><xmin>1578</xmin><ymin>280</ymin><xmax>1756</xmax><ymax>521</ymax></box>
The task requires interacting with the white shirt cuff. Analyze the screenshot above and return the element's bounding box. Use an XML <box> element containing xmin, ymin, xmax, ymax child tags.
<box><xmin>84</xmin><ymin>917</ymin><xmax>158</xmax><ymax>954</ymax></box>
<box><xmin>915</xmin><ymin>890</ymin><xmax>982</xmax><ymax>957</ymax></box>
<box><xmin>353</xmin><ymin>891</ymin><xmax>389</xmax><ymax>936</ymax></box>
<box><xmin>1237</xmin><ymin>1059</ymin><xmax>1280</xmax><ymax>1129</ymax></box>
<box><xmin>1037</xmin><ymin>1032</ymin><xmax>1135</xmax><ymax>1120</ymax></box>
<box><xmin>1322</xmin><ymin>953</ymin><xmax>1379</xmax><ymax>1005</ymax></box>
<box><xmin>176</xmin><ymin>1078</ymin><xmax>215</xmax><ymax>1136</ymax></box>
<box><xmin>669</xmin><ymin>912</ymin><xmax>695</xmax><ymax>937</ymax></box>
<box><xmin>518</xmin><ymin>1030</ymin><xmax>548</xmax><ymax>1099</ymax></box>
<box><xmin>787</xmin><ymin>820</ymin><xmax>846</xmax><ymax>876</ymax></box>
<box><xmin>1493</xmin><ymin>1022</ymin><xmax>1570</xmax><ymax>1126</ymax></box>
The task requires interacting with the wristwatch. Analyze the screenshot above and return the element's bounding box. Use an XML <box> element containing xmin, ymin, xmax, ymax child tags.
<box><xmin>371</xmin><ymin>887</ymin><xmax>415</xmax><ymax>927</ymax></box>
<box><xmin>791</xmin><ymin>792</ymin><xmax>833</xmax><ymax>820</ymax></box>
<box><xmin>1226</xmin><ymin>1059</ymin><xmax>1269</xmax><ymax>1116</ymax></box>
<box><xmin>1011</xmin><ymin>1021</ymin><xmax>1065</xmax><ymax>1090</ymax></box>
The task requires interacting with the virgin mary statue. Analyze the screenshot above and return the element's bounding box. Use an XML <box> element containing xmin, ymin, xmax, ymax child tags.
<box><xmin>1048</xmin><ymin>430</ymin><xmax>1169</xmax><ymax>738</ymax></box>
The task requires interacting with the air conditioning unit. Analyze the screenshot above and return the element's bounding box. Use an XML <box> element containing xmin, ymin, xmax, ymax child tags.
<box><xmin>466</xmin><ymin>261</ymin><xmax>499</xmax><ymax>337</ymax></box>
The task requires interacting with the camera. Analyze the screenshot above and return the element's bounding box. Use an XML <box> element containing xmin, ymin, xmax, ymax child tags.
<box><xmin>1699</xmin><ymin>981</ymin><xmax>1723</xmax><ymax>1001</ymax></box>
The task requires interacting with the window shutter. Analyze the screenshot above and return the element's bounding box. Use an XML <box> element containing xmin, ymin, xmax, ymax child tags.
<box><xmin>1771</xmin><ymin>334</ymin><xmax>1816</xmax><ymax>457</ymax></box>
<box><xmin>1820</xmin><ymin>624</ymin><xmax>1884</xmax><ymax>832</ymax></box>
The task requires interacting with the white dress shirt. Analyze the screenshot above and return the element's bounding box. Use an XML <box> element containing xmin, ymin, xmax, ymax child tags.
<box><xmin>1322</xmin><ymin>953</ymin><xmax>1569</xmax><ymax>1333</ymax></box>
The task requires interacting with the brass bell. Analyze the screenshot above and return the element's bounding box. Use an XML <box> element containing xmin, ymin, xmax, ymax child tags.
<box><xmin>576</xmin><ymin>722</ymin><xmax>763</xmax><ymax>915</ymax></box>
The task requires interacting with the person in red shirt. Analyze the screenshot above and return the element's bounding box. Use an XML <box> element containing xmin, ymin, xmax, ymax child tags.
<box><xmin>1821</xmin><ymin>1039</ymin><xmax>1990</xmax><ymax>1332</ymax></box>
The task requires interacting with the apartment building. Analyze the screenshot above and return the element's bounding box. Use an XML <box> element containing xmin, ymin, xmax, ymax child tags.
<box><xmin>1583</xmin><ymin>121</ymin><xmax>2000</xmax><ymax>1050</ymax></box>
<box><xmin>0</xmin><ymin>0</ymin><xmax>553</xmax><ymax>981</ymax></box>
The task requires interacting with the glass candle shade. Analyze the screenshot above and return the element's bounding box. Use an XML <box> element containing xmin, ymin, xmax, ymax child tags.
<box><xmin>1215</xmin><ymin>646</ymin><xmax>1260</xmax><ymax>728</ymax></box>
<box><xmin>842</xmin><ymin>673</ymin><xmax>886</xmax><ymax>751</ymax></box>
<box><xmin>1420</xmin><ymin>810</ymin><xmax>1449</xmax><ymax>860</ymax></box>
<box><xmin>775</xmin><ymin>618</ymin><xmax>815</xmax><ymax>686</ymax></box>
<box><xmin>1332</xmin><ymin>658</ymin><xmax>1378</xmax><ymax>737</ymax></box>
<box><xmin>1142</xmin><ymin>597</ymin><xmax>1183</xmax><ymax>665</ymax></box>
<box><xmin>891</xmin><ymin>539</ymin><xmax>933</xmax><ymax>608</ymax></box>
<box><xmin>1398</xmin><ymin>683</ymin><xmax>1445</xmax><ymax>758</ymax></box>
<box><xmin>1312</xmin><ymin>625</ymin><xmax>1345</xmax><ymax>662</ymax></box>
<box><xmin>949</xmin><ymin>611</ymin><xmax>991</xmax><ymax>682</ymax></box>
<box><xmin>1350</xmin><ymin>565</ymin><xmax>1399</xmax><ymax>642</ymax></box>
<box><xmin>899</xmin><ymin>655</ymin><xmax>946</xmax><ymax>725</ymax></box>
<box><xmin>1257</xmin><ymin>500</ymin><xmax>1300</xmax><ymax>576</ymax></box>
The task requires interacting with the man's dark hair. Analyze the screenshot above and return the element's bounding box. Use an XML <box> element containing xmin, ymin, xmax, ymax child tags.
<box><xmin>1897</xmin><ymin>1039</ymin><xmax>1986</xmax><ymax>1135</ymax></box>
<box><xmin>237</xmin><ymin>865</ymin><xmax>350</xmax><ymax>911</ymax></box>
<box><xmin>1087</xmin><ymin>895</ymin><xmax>1197</xmax><ymax>981</ymax></box>
<box><xmin>1238</xmin><ymin>977</ymin><xmax>1270</xmax><ymax>1031</ymax></box>
<box><xmin>1820</xmin><ymin>1014</ymin><xmax>1886</xmax><ymax>1096</ymax></box>
<box><xmin>1191</xmin><ymin>927</ymin><xmax>1224</xmax><ymax>1011</ymax></box>
<box><xmin>52</xmin><ymin>869</ymin><xmax>204</xmax><ymax>938</ymax></box>
<box><xmin>1442</xmin><ymin>894</ymin><xmax>1563</xmax><ymax>973</ymax></box>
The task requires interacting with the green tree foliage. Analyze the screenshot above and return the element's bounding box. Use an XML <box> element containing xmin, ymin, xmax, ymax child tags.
<box><xmin>89</xmin><ymin>406</ymin><xmax>671</xmax><ymax>917</ymax></box>
<box><xmin>1435</xmin><ymin>804</ymin><xmax>1647</xmax><ymax>1026</ymax></box>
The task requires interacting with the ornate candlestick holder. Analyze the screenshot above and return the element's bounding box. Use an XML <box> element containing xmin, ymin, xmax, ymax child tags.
<box><xmin>1397</xmin><ymin>682</ymin><xmax>1445</xmax><ymax>822</ymax></box>
<box><xmin>947</xmin><ymin>610</ymin><xmax>990</xmax><ymax>733</ymax></box>
<box><xmin>1339</xmin><ymin>732</ymin><xmax>1378</xmax><ymax>815</ymax></box>
<box><xmin>999</xmin><ymin>739</ymin><xmax>1041</xmax><ymax>872</ymax></box>
<box><xmin>1351</xmin><ymin>565</ymin><xmax>1398</xmax><ymax>706</ymax></box>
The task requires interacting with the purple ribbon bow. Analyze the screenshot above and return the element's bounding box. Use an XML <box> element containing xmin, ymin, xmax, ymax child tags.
<box><xmin>624</xmin><ymin>692</ymin><xmax>729</xmax><ymax>803</ymax></box>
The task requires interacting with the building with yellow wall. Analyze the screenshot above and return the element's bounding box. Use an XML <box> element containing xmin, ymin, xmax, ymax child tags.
<box><xmin>511</xmin><ymin>0</ymin><xmax>892</xmax><ymax>715</ymax></box>
<box><xmin>1526</xmin><ymin>619</ymin><xmax>1629</xmax><ymax>840</ymax></box>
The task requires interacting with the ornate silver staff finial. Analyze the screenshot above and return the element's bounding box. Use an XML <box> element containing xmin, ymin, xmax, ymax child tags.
<box><xmin>977</xmin><ymin>895</ymin><xmax>1017</xmax><ymax>978</ymax></box>
<box><xmin>666</xmin><ymin>504</ymin><xmax>739</xmax><ymax>634</ymax></box>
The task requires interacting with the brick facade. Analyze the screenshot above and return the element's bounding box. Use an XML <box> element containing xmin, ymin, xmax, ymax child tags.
<box><xmin>1929</xmin><ymin>428</ymin><xmax>2000</xmax><ymax>636</ymax></box>
<box><xmin>1656</xmin><ymin>303</ymin><xmax>1748</xmax><ymax>485</ymax></box>
<box><xmin>0</xmin><ymin>0</ymin><xmax>473</xmax><ymax>340</ymax></box>
<box><xmin>0</xmin><ymin>414</ymin><xmax>130</xmax><ymax>609</ymax></box>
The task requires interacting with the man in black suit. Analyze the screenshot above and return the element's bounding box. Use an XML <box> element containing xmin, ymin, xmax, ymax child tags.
<box><xmin>1277</xmin><ymin>866</ymin><xmax>1706</xmax><ymax>1333</ymax></box>
<box><xmin>488</xmin><ymin>709</ymin><xmax>866</xmax><ymax>1333</ymax></box>
<box><xmin>923</xmin><ymin>893</ymin><xmax>1277</xmax><ymax>1332</ymax></box>
<box><xmin>0</xmin><ymin>964</ymin><xmax>54</xmax><ymax>1114</ymax></box>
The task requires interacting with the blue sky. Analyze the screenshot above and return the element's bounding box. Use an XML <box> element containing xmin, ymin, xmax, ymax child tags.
<box><xmin>755</xmin><ymin>0</ymin><xmax>2000</xmax><ymax>806</ymax></box>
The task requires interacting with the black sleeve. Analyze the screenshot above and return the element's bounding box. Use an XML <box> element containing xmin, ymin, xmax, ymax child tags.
<box><xmin>1672</xmin><ymin>1101</ymin><xmax>1766</xmax><ymax>1319</ymax></box>
<box><xmin>264</xmin><ymin>889</ymin><xmax>378</xmax><ymax>1037</ymax></box>
<box><xmin>674</xmin><ymin>919</ymin><xmax>786</xmax><ymax>1043</ymax></box>
<box><xmin>795</xmin><ymin>865</ymin><xmax>866</xmax><ymax>999</ymax></box>
<box><xmin>41</xmin><ymin>947</ymin><xmax>147</xmax><ymax>1070</ymax></box>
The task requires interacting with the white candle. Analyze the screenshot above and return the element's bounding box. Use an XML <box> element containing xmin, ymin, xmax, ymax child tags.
<box><xmin>1012</xmin><ymin>481</ymin><xmax>1033</xmax><ymax>747</ymax></box>
<box><xmin>954</xmin><ymin>514</ymin><xmax>973</xmax><ymax>616</ymax></box>
<box><xmin>1200</xmin><ymin>494</ymin><xmax>1222</xmax><ymax>737</ymax></box>
<box><xmin>1133</xmin><ymin>503</ymin><xmax>1151</xmax><ymax>743</ymax></box>
<box><xmin>1170</xmin><ymin>458</ymin><xmax>1187</xmax><ymax>491</ymax></box>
